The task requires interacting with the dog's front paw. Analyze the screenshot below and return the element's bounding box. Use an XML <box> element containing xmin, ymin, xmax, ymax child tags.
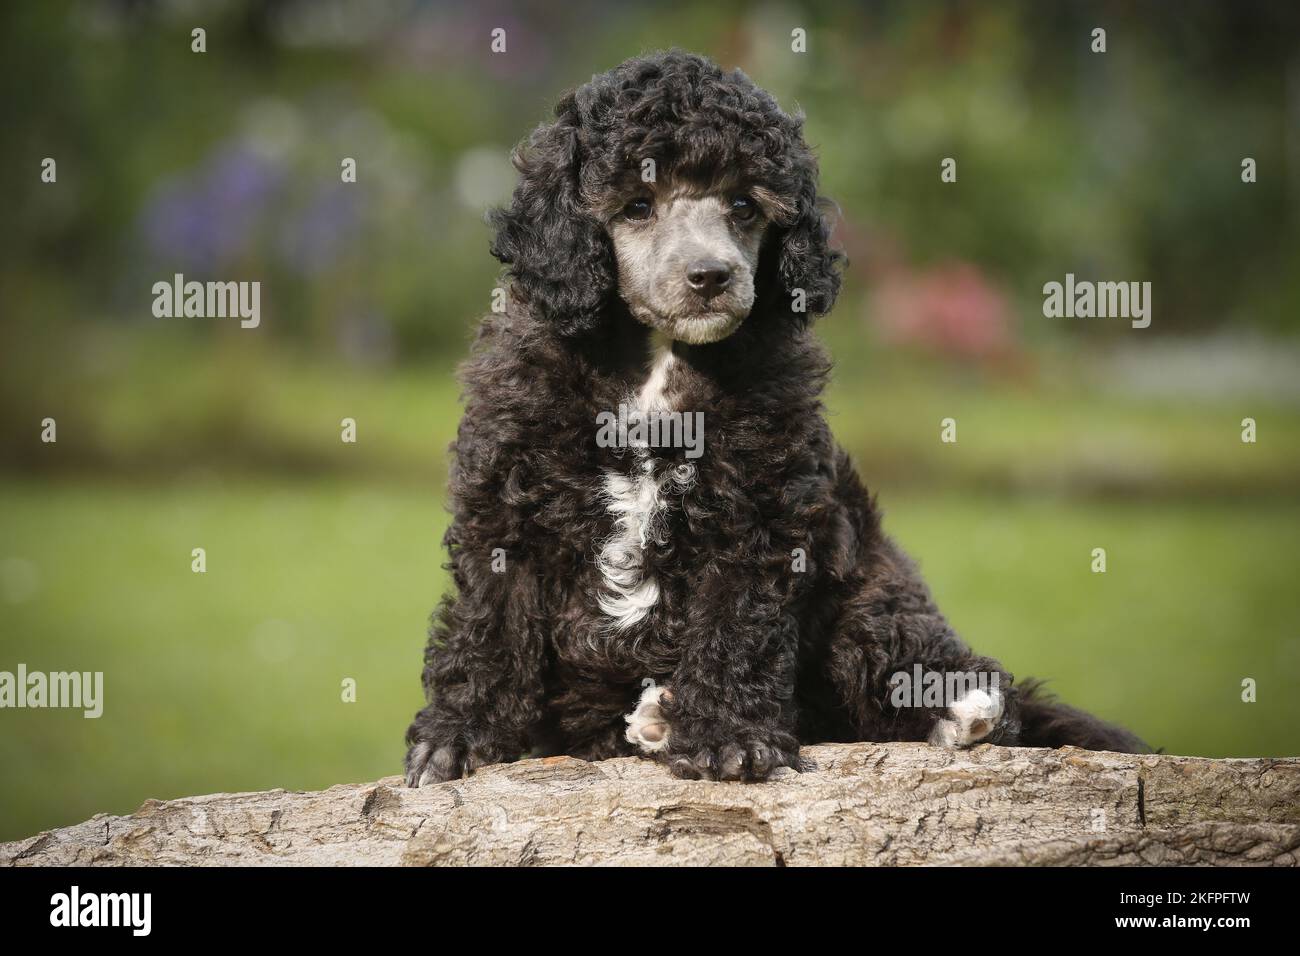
<box><xmin>404</xmin><ymin>738</ymin><xmax>491</xmax><ymax>787</ymax></box>
<box><xmin>625</xmin><ymin>683</ymin><xmax>671</xmax><ymax>753</ymax></box>
<box><xmin>666</xmin><ymin>730</ymin><xmax>802</xmax><ymax>782</ymax></box>
<box><xmin>929</xmin><ymin>687</ymin><xmax>1004</xmax><ymax>748</ymax></box>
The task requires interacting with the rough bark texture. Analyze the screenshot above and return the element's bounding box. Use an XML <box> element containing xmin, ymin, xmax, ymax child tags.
<box><xmin>4</xmin><ymin>743</ymin><xmax>1297</xmax><ymax>866</ymax></box>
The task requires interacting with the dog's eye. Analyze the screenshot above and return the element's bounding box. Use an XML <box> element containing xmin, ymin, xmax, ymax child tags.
<box><xmin>730</xmin><ymin>195</ymin><xmax>758</xmax><ymax>222</ymax></box>
<box><xmin>623</xmin><ymin>198</ymin><xmax>653</xmax><ymax>221</ymax></box>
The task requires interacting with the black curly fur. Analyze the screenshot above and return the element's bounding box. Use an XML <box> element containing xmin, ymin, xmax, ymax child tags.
<box><xmin>405</xmin><ymin>51</ymin><xmax>1148</xmax><ymax>785</ymax></box>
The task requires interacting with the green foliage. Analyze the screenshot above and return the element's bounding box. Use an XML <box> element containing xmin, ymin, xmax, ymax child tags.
<box><xmin>2</xmin><ymin>0</ymin><xmax>1297</xmax><ymax>358</ymax></box>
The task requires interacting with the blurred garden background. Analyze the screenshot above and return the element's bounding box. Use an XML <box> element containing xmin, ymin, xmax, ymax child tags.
<box><xmin>2</xmin><ymin>0</ymin><xmax>1299</xmax><ymax>841</ymax></box>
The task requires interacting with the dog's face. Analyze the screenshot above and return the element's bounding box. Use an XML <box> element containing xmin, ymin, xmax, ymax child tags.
<box><xmin>606</xmin><ymin>179</ymin><xmax>789</xmax><ymax>344</ymax></box>
<box><xmin>489</xmin><ymin>53</ymin><xmax>842</xmax><ymax>337</ymax></box>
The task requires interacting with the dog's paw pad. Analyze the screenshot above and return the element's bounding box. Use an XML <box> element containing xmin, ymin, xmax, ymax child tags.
<box><xmin>625</xmin><ymin>683</ymin><xmax>671</xmax><ymax>753</ymax></box>
<box><xmin>929</xmin><ymin>688</ymin><xmax>1003</xmax><ymax>748</ymax></box>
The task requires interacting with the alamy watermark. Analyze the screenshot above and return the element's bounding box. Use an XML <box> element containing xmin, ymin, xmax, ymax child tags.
<box><xmin>1042</xmin><ymin>273</ymin><xmax>1151</xmax><ymax>329</ymax></box>
<box><xmin>50</xmin><ymin>886</ymin><xmax>150</xmax><ymax>936</ymax></box>
<box><xmin>0</xmin><ymin>664</ymin><xmax>103</xmax><ymax>718</ymax></box>
<box><xmin>151</xmin><ymin>273</ymin><xmax>260</xmax><ymax>328</ymax></box>
<box><xmin>596</xmin><ymin>404</ymin><xmax>704</xmax><ymax>459</ymax></box>
<box><xmin>888</xmin><ymin>665</ymin><xmax>1000</xmax><ymax>708</ymax></box>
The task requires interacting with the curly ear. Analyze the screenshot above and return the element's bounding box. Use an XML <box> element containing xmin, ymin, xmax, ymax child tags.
<box><xmin>776</xmin><ymin>165</ymin><xmax>844</xmax><ymax>323</ymax></box>
<box><xmin>488</xmin><ymin>93</ymin><xmax>615</xmax><ymax>335</ymax></box>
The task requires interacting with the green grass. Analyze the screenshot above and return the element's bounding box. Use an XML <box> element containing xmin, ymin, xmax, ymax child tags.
<box><xmin>1</xmin><ymin>478</ymin><xmax>1296</xmax><ymax>842</ymax></box>
<box><xmin>0</xmin><ymin>479</ymin><xmax>442</xmax><ymax>842</ymax></box>
<box><xmin>7</xmin><ymin>328</ymin><xmax>1300</xmax><ymax>497</ymax></box>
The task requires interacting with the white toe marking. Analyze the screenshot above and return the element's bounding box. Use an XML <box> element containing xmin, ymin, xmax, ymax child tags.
<box><xmin>929</xmin><ymin>687</ymin><xmax>1003</xmax><ymax>747</ymax></box>
<box><xmin>625</xmin><ymin>683</ymin><xmax>671</xmax><ymax>753</ymax></box>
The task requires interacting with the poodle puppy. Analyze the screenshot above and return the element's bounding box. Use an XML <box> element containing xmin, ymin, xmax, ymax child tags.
<box><xmin>405</xmin><ymin>51</ymin><xmax>1147</xmax><ymax>785</ymax></box>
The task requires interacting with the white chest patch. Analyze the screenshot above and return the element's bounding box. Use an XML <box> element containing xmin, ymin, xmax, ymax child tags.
<box><xmin>596</xmin><ymin>343</ymin><xmax>677</xmax><ymax>630</ymax></box>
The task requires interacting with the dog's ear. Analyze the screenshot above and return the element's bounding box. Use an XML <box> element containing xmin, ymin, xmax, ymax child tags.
<box><xmin>489</xmin><ymin>92</ymin><xmax>615</xmax><ymax>335</ymax></box>
<box><xmin>775</xmin><ymin>158</ymin><xmax>844</xmax><ymax>323</ymax></box>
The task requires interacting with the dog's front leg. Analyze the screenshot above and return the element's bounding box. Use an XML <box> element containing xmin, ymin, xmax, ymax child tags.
<box><xmin>404</xmin><ymin>560</ymin><xmax>547</xmax><ymax>786</ymax></box>
<box><xmin>661</xmin><ymin>602</ymin><xmax>803</xmax><ymax>782</ymax></box>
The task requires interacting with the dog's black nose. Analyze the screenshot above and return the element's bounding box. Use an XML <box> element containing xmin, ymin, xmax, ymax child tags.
<box><xmin>686</xmin><ymin>259</ymin><xmax>732</xmax><ymax>299</ymax></box>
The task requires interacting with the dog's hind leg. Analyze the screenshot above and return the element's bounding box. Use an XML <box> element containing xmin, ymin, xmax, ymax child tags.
<box><xmin>823</xmin><ymin>568</ymin><xmax>1022</xmax><ymax>747</ymax></box>
<box><xmin>821</xmin><ymin>575</ymin><xmax>1148</xmax><ymax>753</ymax></box>
<box><xmin>1016</xmin><ymin>679</ymin><xmax>1151</xmax><ymax>753</ymax></box>
<box><xmin>405</xmin><ymin>564</ymin><xmax>550</xmax><ymax>786</ymax></box>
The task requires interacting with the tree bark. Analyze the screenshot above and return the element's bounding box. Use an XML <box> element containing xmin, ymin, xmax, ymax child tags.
<box><xmin>4</xmin><ymin>743</ymin><xmax>1297</xmax><ymax>866</ymax></box>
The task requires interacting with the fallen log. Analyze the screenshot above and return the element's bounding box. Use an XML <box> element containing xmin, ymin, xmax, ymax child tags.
<box><xmin>3</xmin><ymin>743</ymin><xmax>1297</xmax><ymax>866</ymax></box>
